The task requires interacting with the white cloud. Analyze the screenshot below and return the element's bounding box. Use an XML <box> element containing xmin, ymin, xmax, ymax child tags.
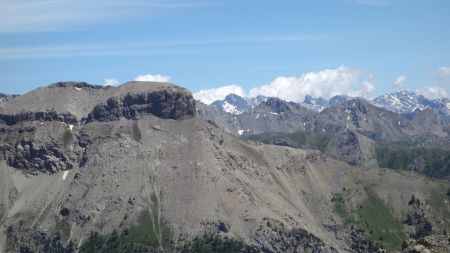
<box><xmin>194</xmin><ymin>66</ymin><xmax>377</xmax><ymax>104</ymax></box>
<box><xmin>363</xmin><ymin>80</ymin><xmax>375</xmax><ymax>93</ymax></box>
<box><xmin>249</xmin><ymin>66</ymin><xmax>376</xmax><ymax>101</ymax></box>
<box><xmin>134</xmin><ymin>74</ymin><xmax>171</xmax><ymax>82</ymax></box>
<box><xmin>437</xmin><ymin>67</ymin><xmax>450</xmax><ymax>77</ymax></box>
<box><xmin>416</xmin><ymin>86</ymin><xmax>449</xmax><ymax>99</ymax></box>
<box><xmin>394</xmin><ymin>75</ymin><xmax>406</xmax><ymax>89</ymax></box>
<box><xmin>104</xmin><ymin>78</ymin><xmax>119</xmax><ymax>86</ymax></box>
<box><xmin>193</xmin><ymin>84</ymin><xmax>246</xmax><ymax>104</ymax></box>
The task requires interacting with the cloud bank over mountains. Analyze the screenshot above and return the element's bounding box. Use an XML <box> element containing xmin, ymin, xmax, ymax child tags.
<box><xmin>193</xmin><ymin>66</ymin><xmax>450</xmax><ymax>104</ymax></box>
<box><xmin>416</xmin><ymin>86</ymin><xmax>449</xmax><ymax>99</ymax></box>
<box><xmin>194</xmin><ymin>66</ymin><xmax>377</xmax><ymax>104</ymax></box>
<box><xmin>99</xmin><ymin>67</ymin><xmax>449</xmax><ymax>104</ymax></box>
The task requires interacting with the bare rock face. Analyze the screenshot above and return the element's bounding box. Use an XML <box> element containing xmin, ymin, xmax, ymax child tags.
<box><xmin>6</xmin><ymin>226</ymin><xmax>75</xmax><ymax>253</ymax></box>
<box><xmin>86</xmin><ymin>89</ymin><xmax>196</xmax><ymax>122</ymax></box>
<box><xmin>0</xmin><ymin>81</ymin><xmax>196</xmax><ymax>176</ymax></box>
<box><xmin>408</xmin><ymin>157</ymin><xmax>426</xmax><ymax>173</ymax></box>
<box><xmin>252</xmin><ymin>219</ymin><xmax>338</xmax><ymax>253</ymax></box>
<box><xmin>401</xmin><ymin>236</ymin><xmax>450</xmax><ymax>253</ymax></box>
<box><xmin>0</xmin><ymin>111</ymin><xmax>77</xmax><ymax>126</ymax></box>
<box><xmin>349</xmin><ymin>228</ymin><xmax>382</xmax><ymax>252</ymax></box>
<box><xmin>0</xmin><ymin>93</ymin><xmax>18</xmax><ymax>105</ymax></box>
<box><xmin>325</xmin><ymin>130</ymin><xmax>377</xmax><ymax>167</ymax></box>
<box><xmin>1</xmin><ymin>140</ymin><xmax>78</xmax><ymax>174</ymax></box>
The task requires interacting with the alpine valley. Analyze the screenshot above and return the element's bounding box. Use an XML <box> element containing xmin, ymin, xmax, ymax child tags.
<box><xmin>1</xmin><ymin>82</ymin><xmax>449</xmax><ymax>253</ymax></box>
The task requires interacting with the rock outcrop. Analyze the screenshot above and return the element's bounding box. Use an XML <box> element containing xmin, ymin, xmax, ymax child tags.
<box><xmin>252</xmin><ymin>219</ymin><xmax>338</xmax><ymax>253</ymax></box>
<box><xmin>0</xmin><ymin>111</ymin><xmax>77</xmax><ymax>126</ymax></box>
<box><xmin>6</xmin><ymin>226</ymin><xmax>75</xmax><ymax>253</ymax></box>
<box><xmin>402</xmin><ymin>236</ymin><xmax>450</xmax><ymax>253</ymax></box>
<box><xmin>2</xmin><ymin>140</ymin><xmax>79</xmax><ymax>174</ymax></box>
<box><xmin>325</xmin><ymin>130</ymin><xmax>377</xmax><ymax>167</ymax></box>
<box><xmin>86</xmin><ymin>89</ymin><xmax>195</xmax><ymax>122</ymax></box>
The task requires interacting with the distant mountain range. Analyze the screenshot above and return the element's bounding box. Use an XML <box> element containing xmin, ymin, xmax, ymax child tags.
<box><xmin>198</xmin><ymin>89</ymin><xmax>450</xmax><ymax>182</ymax></box>
<box><xmin>207</xmin><ymin>90</ymin><xmax>450</xmax><ymax>118</ymax></box>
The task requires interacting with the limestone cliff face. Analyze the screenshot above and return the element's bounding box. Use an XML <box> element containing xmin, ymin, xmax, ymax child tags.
<box><xmin>0</xmin><ymin>81</ymin><xmax>196</xmax><ymax>176</ymax></box>
<box><xmin>1</xmin><ymin>81</ymin><xmax>196</xmax><ymax>122</ymax></box>
<box><xmin>86</xmin><ymin>89</ymin><xmax>195</xmax><ymax>122</ymax></box>
<box><xmin>0</xmin><ymin>111</ymin><xmax>78</xmax><ymax>126</ymax></box>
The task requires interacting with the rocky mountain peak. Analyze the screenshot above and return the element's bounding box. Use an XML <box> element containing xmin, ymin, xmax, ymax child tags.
<box><xmin>372</xmin><ymin>90</ymin><xmax>426</xmax><ymax>114</ymax></box>
<box><xmin>371</xmin><ymin>90</ymin><xmax>450</xmax><ymax>118</ymax></box>
<box><xmin>329</xmin><ymin>95</ymin><xmax>353</xmax><ymax>106</ymax></box>
<box><xmin>301</xmin><ymin>95</ymin><xmax>328</xmax><ymax>112</ymax></box>
<box><xmin>303</xmin><ymin>95</ymin><xmax>328</xmax><ymax>106</ymax></box>
<box><xmin>259</xmin><ymin>97</ymin><xmax>294</xmax><ymax>114</ymax></box>
<box><xmin>211</xmin><ymin>93</ymin><xmax>251</xmax><ymax>114</ymax></box>
<box><xmin>1</xmin><ymin>81</ymin><xmax>196</xmax><ymax>128</ymax></box>
<box><xmin>48</xmin><ymin>81</ymin><xmax>111</xmax><ymax>90</ymax></box>
<box><xmin>210</xmin><ymin>93</ymin><xmax>268</xmax><ymax>115</ymax></box>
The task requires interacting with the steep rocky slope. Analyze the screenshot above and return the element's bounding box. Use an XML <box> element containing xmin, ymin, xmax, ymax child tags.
<box><xmin>1</xmin><ymin>82</ymin><xmax>449</xmax><ymax>253</ymax></box>
<box><xmin>319</xmin><ymin>99</ymin><xmax>448</xmax><ymax>143</ymax></box>
<box><xmin>199</xmin><ymin>96</ymin><xmax>450</xmax><ymax>180</ymax></box>
<box><xmin>198</xmin><ymin>96</ymin><xmax>449</xmax><ymax>145</ymax></box>
<box><xmin>324</xmin><ymin>130</ymin><xmax>377</xmax><ymax>167</ymax></box>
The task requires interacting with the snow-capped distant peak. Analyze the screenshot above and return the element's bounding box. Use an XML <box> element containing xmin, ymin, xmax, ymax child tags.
<box><xmin>208</xmin><ymin>91</ymin><xmax>450</xmax><ymax>118</ymax></box>
<box><xmin>369</xmin><ymin>90</ymin><xmax>450</xmax><ymax>118</ymax></box>
<box><xmin>211</xmin><ymin>93</ymin><xmax>267</xmax><ymax>115</ymax></box>
<box><xmin>371</xmin><ymin>90</ymin><xmax>427</xmax><ymax>114</ymax></box>
<box><xmin>222</xmin><ymin>101</ymin><xmax>242</xmax><ymax>114</ymax></box>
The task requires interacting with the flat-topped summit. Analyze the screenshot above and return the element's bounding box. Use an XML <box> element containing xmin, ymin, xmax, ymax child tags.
<box><xmin>48</xmin><ymin>81</ymin><xmax>111</xmax><ymax>90</ymax></box>
<box><xmin>1</xmin><ymin>81</ymin><xmax>196</xmax><ymax>122</ymax></box>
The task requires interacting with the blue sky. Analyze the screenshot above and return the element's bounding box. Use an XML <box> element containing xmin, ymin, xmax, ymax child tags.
<box><xmin>0</xmin><ymin>0</ymin><xmax>449</xmax><ymax>103</ymax></box>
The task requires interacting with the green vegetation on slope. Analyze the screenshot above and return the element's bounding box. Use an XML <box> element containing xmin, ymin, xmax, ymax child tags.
<box><xmin>280</xmin><ymin>131</ymin><xmax>330</xmax><ymax>152</ymax></box>
<box><xmin>331</xmin><ymin>189</ymin><xmax>407</xmax><ymax>251</ymax></box>
<box><xmin>61</xmin><ymin>129</ymin><xmax>74</xmax><ymax>147</ymax></box>
<box><xmin>79</xmin><ymin>210</ymin><xmax>172</xmax><ymax>253</ymax></box>
<box><xmin>357</xmin><ymin>189</ymin><xmax>407</xmax><ymax>251</ymax></box>
<box><xmin>376</xmin><ymin>145</ymin><xmax>450</xmax><ymax>178</ymax></box>
<box><xmin>132</xmin><ymin>121</ymin><xmax>142</xmax><ymax>142</ymax></box>
<box><xmin>245</xmin><ymin>131</ymin><xmax>330</xmax><ymax>152</ymax></box>
<box><xmin>331</xmin><ymin>192</ymin><xmax>354</xmax><ymax>225</ymax></box>
<box><xmin>179</xmin><ymin>235</ymin><xmax>259</xmax><ymax>253</ymax></box>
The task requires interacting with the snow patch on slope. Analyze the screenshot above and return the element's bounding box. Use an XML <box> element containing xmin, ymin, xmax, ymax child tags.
<box><xmin>223</xmin><ymin>101</ymin><xmax>242</xmax><ymax>114</ymax></box>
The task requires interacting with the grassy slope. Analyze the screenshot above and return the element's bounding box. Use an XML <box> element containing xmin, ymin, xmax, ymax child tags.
<box><xmin>332</xmin><ymin>189</ymin><xmax>407</xmax><ymax>251</ymax></box>
<box><xmin>79</xmin><ymin>210</ymin><xmax>172</xmax><ymax>253</ymax></box>
<box><xmin>357</xmin><ymin>190</ymin><xmax>406</xmax><ymax>251</ymax></box>
<box><xmin>245</xmin><ymin>131</ymin><xmax>330</xmax><ymax>152</ymax></box>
